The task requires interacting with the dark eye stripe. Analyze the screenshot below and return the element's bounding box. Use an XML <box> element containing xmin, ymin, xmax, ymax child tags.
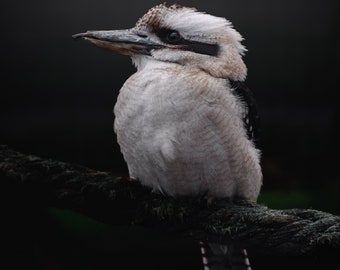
<box><xmin>185</xmin><ymin>42</ymin><xmax>219</xmax><ymax>56</ymax></box>
<box><xmin>154</xmin><ymin>28</ymin><xmax>219</xmax><ymax>56</ymax></box>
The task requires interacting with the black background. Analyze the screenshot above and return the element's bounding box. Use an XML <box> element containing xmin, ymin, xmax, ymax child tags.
<box><xmin>1</xmin><ymin>1</ymin><xmax>339</xmax><ymax>269</ymax></box>
<box><xmin>1</xmin><ymin>0</ymin><xmax>339</xmax><ymax>191</ymax></box>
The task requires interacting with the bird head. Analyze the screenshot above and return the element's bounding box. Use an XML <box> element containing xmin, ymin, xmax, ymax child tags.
<box><xmin>73</xmin><ymin>3</ymin><xmax>247</xmax><ymax>81</ymax></box>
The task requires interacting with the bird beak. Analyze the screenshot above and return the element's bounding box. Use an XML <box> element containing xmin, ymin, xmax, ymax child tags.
<box><xmin>72</xmin><ymin>29</ymin><xmax>163</xmax><ymax>56</ymax></box>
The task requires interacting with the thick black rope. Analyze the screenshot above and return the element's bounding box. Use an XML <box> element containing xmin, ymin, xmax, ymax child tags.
<box><xmin>1</xmin><ymin>145</ymin><xmax>339</xmax><ymax>255</ymax></box>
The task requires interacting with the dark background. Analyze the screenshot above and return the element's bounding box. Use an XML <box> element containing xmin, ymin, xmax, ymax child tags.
<box><xmin>1</xmin><ymin>0</ymin><xmax>339</xmax><ymax>269</ymax></box>
<box><xmin>1</xmin><ymin>0</ymin><xmax>339</xmax><ymax>193</ymax></box>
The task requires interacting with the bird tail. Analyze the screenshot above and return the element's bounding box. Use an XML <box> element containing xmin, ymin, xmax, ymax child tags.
<box><xmin>200</xmin><ymin>241</ymin><xmax>252</xmax><ymax>270</ymax></box>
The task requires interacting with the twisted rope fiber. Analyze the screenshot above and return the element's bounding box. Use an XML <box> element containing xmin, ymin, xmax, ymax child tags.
<box><xmin>1</xmin><ymin>145</ymin><xmax>339</xmax><ymax>255</ymax></box>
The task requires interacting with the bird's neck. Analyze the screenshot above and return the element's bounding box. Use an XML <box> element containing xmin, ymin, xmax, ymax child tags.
<box><xmin>131</xmin><ymin>55</ymin><xmax>182</xmax><ymax>72</ymax></box>
<box><xmin>131</xmin><ymin>55</ymin><xmax>151</xmax><ymax>70</ymax></box>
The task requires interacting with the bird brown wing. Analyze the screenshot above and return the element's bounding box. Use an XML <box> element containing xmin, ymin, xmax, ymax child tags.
<box><xmin>230</xmin><ymin>80</ymin><xmax>261</xmax><ymax>148</ymax></box>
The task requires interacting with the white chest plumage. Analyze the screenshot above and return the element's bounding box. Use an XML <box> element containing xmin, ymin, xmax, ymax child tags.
<box><xmin>114</xmin><ymin>60</ymin><xmax>262</xmax><ymax>201</ymax></box>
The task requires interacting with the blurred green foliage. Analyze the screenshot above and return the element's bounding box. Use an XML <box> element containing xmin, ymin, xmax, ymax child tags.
<box><xmin>258</xmin><ymin>191</ymin><xmax>340</xmax><ymax>215</ymax></box>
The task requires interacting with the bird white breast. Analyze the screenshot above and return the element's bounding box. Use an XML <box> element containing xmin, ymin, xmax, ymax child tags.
<box><xmin>114</xmin><ymin>59</ymin><xmax>262</xmax><ymax>201</ymax></box>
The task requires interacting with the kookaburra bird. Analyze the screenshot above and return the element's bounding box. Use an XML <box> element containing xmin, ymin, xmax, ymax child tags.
<box><xmin>74</xmin><ymin>3</ymin><xmax>262</xmax><ymax>270</ymax></box>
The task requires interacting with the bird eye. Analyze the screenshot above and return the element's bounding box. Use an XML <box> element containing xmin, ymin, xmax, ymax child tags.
<box><xmin>166</xmin><ymin>31</ymin><xmax>182</xmax><ymax>43</ymax></box>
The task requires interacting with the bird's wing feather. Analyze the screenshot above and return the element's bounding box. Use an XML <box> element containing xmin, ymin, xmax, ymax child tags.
<box><xmin>230</xmin><ymin>80</ymin><xmax>260</xmax><ymax>147</ymax></box>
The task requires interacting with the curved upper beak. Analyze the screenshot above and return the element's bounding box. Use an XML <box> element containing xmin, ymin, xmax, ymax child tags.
<box><xmin>72</xmin><ymin>29</ymin><xmax>163</xmax><ymax>56</ymax></box>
